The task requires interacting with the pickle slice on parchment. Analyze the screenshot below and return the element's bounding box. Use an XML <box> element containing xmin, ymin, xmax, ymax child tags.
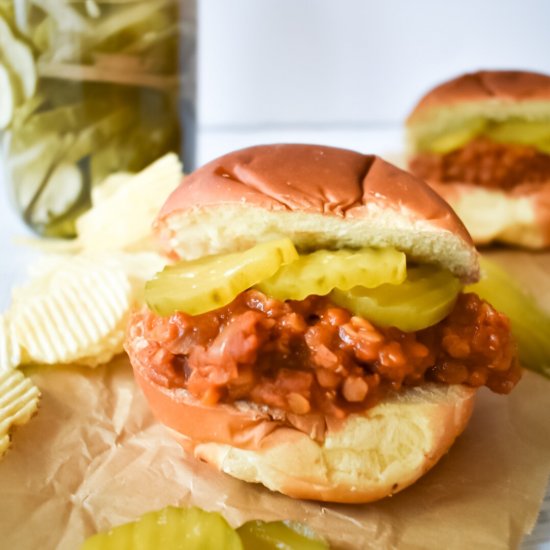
<box><xmin>80</xmin><ymin>506</ymin><xmax>330</xmax><ymax>550</ymax></box>
<box><xmin>80</xmin><ymin>506</ymin><xmax>243</xmax><ymax>550</ymax></box>
<box><xmin>237</xmin><ymin>519</ymin><xmax>329</xmax><ymax>550</ymax></box>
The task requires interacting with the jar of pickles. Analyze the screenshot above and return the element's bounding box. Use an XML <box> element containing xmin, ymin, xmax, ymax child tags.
<box><xmin>0</xmin><ymin>0</ymin><xmax>196</xmax><ymax>237</ymax></box>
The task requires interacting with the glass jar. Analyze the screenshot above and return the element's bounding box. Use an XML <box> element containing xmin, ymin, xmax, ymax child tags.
<box><xmin>0</xmin><ymin>0</ymin><xmax>196</xmax><ymax>237</ymax></box>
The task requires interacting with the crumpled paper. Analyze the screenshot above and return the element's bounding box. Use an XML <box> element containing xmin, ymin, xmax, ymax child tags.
<box><xmin>1</xmin><ymin>251</ymin><xmax>550</xmax><ymax>550</ymax></box>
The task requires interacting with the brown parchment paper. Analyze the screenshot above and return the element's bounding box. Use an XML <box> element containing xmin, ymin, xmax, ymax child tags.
<box><xmin>1</xmin><ymin>251</ymin><xmax>550</xmax><ymax>550</ymax></box>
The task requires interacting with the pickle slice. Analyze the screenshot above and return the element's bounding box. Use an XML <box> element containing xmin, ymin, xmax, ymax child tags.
<box><xmin>485</xmin><ymin>119</ymin><xmax>550</xmax><ymax>149</ymax></box>
<box><xmin>421</xmin><ymin>118</ymin><xmax>486</xmax><ymax>154</ymax></box>
<box><xmin>64</xmin><ymin>106</ymin><xmax>134</xmax><ymax>165</ymax></box>
<box><xmin>256</xmin><ymin>248</ymin><xmax>406</xmax><ymax>301</ymax></box>
<box><xmin>31</xmin><ymin>161</ymin><xmax>89</xmax><ymax>237</ymax></box>
<box><xmin>466</xmin><ymin>257</ymin><xmax>550</xmax><ymax>378</ymax></box>
<box><xmin>145</xmin><ymin>239</ymin><xmax>299</xmax><ymax>316</ymax></box>
<box><xmin>0</xmin><ymin>63</ymin><xmax>15</xmax><ymax>129</ymax></box>
<box><xmin>331</xmin><ymin>266</ymin><xmax>461</xmax><ymax>332</ymax></box>
<box><xmin>10</xmin><ymin>102</ymin><xmax>100</xmax><ymax>149</ymax></box>
<box><xmin>237</xmin><ymin>520</ymin><xmax>329</xmax><ymax>550</ymax></box>
<box><xmin>80</xmin><ymin>506</ymin><xmax>243</xmax><ymax>550</ymax></box>
<box><xmin>0</xmin><ymin>14</ymin><xmax>37</xmax><ymax>100</ymax></box>
<box><xmin>6</xmin><ymin>133</ymin><xmax>64</xmax><ymax>212</ymax></box>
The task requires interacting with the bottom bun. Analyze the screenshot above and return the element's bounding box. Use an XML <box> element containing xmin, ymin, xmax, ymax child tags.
<box><xmin>428</xmin><ymin>181</ymin><xmax>550</xmax><ymax>248</ymax></box>
<box><xmin>133</xmin><ymin>362</ymin><xmax>476</xmax><ymax>503</ymax></box>
<box><xmin>192</xmin><ymin>385</ymin><xmax>475</xmax><ymax>503</ymax></box>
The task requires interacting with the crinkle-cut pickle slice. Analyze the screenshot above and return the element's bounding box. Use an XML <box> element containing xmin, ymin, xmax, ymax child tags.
<box><xmin>485</xmin><ymin>119</ymin><xmax>550</xmax><ymax>150</ymax></box>
<box><xmin>331</xmin><ymin>266</ymin><xmax>461</xmax><ymax>332</ymax></box>
<box><xmin>467</xmin><ymin>257</ymin><xmax>550</xmax><ymax>378</ymax></box>
<box><xmin>145</xmin><ymin>238</ymin><xmax>299</xmax><ymax>316</ymax></box>
<box><xmin>256</xmin><ymin>247</ymin><xmax>406</xmax><ymax>301</ymax></box>
<box><xmin>425</xmin><ymin>118</ymin><xmax>487</xmax><ymax>154</ymax></box>
<box><xmin>80</xmin><ymin>506</ymin><xmax>243</xmax><ymax>550</ymax></box>
<box><xmin>237</xmin><ymin>519</ymin><xmax>329</xmax><ymax>550</ymax></box>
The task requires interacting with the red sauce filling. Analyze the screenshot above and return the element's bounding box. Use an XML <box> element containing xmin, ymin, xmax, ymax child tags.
<box><xmin>410</xmin><ymin>137</ymin><xmax>550</xmax><ymax>190</ymax></box>
<box><xmin>126</xmin><ymin>290</ymin><xmax>521</xmax><ymax>418</ymax></box>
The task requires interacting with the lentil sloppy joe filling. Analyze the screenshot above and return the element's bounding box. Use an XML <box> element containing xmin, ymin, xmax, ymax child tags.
<box><xmin>410</xmin><ymin>137</ymin><xmax>550</xmax><ymax>190</ymax></box>
<box><xmin>128</xmin><ymin>289</ymin><xmax>521</xmax><ymax>419</ymax></box>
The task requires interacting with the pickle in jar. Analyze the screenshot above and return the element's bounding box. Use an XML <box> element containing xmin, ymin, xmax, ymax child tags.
<box><xmin>0</xmin><ymin>12</ymin><xmax>37</xmax><ymax>129</ymax></box>
<box><xmin>256</xmin><ymin>247</ymin><xmax>406</xmax><ymax>301</ymax></box>
<box><xmin>331</xmin><ymin>265</ymin><xmax>462</xmax><ymax>332</ymax></box>
<box><xmin>1</xmin><ymin>0</ymin><xmax>183</xmax><ymax>238</ymax></box>
<box><xmin>0</xmin><ymin>14</ymin><xmax>37</xmax><ymax>102</ymax></box>
<box><xmin>0</xmin><ymin>63</ymin><xmax>15</xmax><ymax>129</ymax></box>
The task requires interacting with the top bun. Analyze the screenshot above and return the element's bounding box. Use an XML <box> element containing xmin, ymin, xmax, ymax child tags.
<box><xmin>409</xmin><ymin>70</ymin><xmax>550</xmax><ymax>120</ymax></box>
<box><xmin>407</xmin><ymin>70</ymin><xmax>550</xmax><ymax>150</ymax></box>
<box><xmin>155</xmin><ymin>144</ymin><xmax>479</xmax><ymax>282</ymax></box>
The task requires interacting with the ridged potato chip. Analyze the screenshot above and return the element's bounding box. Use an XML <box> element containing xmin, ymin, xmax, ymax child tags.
<box><xmin>0</xmin><ymin>368</ymin><xmax>40</xmax><ymax>457</ymax></box>
<box><xmin>11</xmin><ymin>256</ymin><xmax>132</xmax><ymax>366</ymax></box>
<box><xmin>95</xmin><ymin>251</ymin><xmax>169</xmax><ymax>298</ymax></box>
<box><xmin>72</xmin><ymin>316</ymin><xmax>128</xmax><ymax>368</ymax></box>
<box><xmin>90</xmin><ymin>172</ymin><xmax>133</xmax><ymax>206</ymax></box>
<box><xmin>0</xmin><ymin>314</ymin><xmax>20</xmax><ymax>372</ymax></box>
<box><xmin>7</xmin><ymin>252</ymin><xmax>169</xmax><ymax>368</ymax></box>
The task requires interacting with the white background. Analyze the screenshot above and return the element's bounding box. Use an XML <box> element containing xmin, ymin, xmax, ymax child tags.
<box><xmin>197</xmin><ymin>0</ymin><xmax>550</xmax><ymax>164</ymax></box>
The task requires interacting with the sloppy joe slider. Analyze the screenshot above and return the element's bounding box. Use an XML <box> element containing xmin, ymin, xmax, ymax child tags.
<box><xmin>125</xmin><ymin>144</ymin><xmax>521</xmax><ymax>503</ymax></box>
<box><xmin>406</xmin><ymin>70</ymin><xmax>550</xmax><ymax>248</ymax></box>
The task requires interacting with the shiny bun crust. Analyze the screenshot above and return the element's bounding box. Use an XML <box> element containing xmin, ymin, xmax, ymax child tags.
<box><xmin>133</xmin><ymin>359</ymin><xmax>476</xmax><ymax>503</ymax></box>
<box><xmin>155</xmin><ymin>144</ymin><xmax>479</xmax><ymax>282</ymax></box>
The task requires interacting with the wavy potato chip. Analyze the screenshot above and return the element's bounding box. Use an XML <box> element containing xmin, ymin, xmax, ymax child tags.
<box><xmin>0</xmin><ymin>315</ymin><xmax>20</xmax><ymax>373</ymax></box>
<box><xmin>71</xmin><ymin>316</ymin><xmax>129</xmax><ymax>368</ymax></box>
<box><xmin>11</xmin><ymin>257</ymin><xmax>132</xmax><ymax>366</ymax></box>
<box><xmin>7</xmin><ymin>252</ymin><xmax>168</xmax><ymax>368</ymax></box>
<box><xmin>4</xmin><ymin>154</ymin><xmax>175</xmax><ymax>369</ymax></box>
<box><xmin>0</xmin><ymin>368</ymin><xmax>40</xmax><ymax>457</ymax></box>
<box><xmin>90</xmin><ymin>172</ymin><xmax>133</xmax><ymax>206</ymax></box>
<box><xmin>95</xmin><ymin>251</ymin><xmax>169</xmax><ymax>301</ymax></box>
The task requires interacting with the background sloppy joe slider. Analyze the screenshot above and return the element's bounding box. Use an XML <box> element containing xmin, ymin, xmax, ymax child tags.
<box><xmin>124</xmin><ymin>144</ymin><xmax>522</xmax><ymax>503</ymax></box>
<box><xmin>406</xmin><ymin>70</ymin><xmax>550</xmax><ymax>248</ymax></box>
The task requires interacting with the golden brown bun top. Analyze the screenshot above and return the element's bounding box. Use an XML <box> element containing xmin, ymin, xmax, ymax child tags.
<box><xmin>158</xmin><ymin>144</ymin><xmax>473</xmax><ymax>247</ymax></box>
<box><xmin>408</xmin><ymin>70</ymin><xmax>550</xmax><ymax>124</ymax></box>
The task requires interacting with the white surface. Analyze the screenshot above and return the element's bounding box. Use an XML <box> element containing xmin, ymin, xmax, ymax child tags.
<box><xmin>197</xmin><ymin>124</ymin><xmax>403</xmax><ymax>166</ymax></box>
<box><xmin>199</xmin><ymin>0</ymin><xmax>550</xmax><ymax>128</ymax></box>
